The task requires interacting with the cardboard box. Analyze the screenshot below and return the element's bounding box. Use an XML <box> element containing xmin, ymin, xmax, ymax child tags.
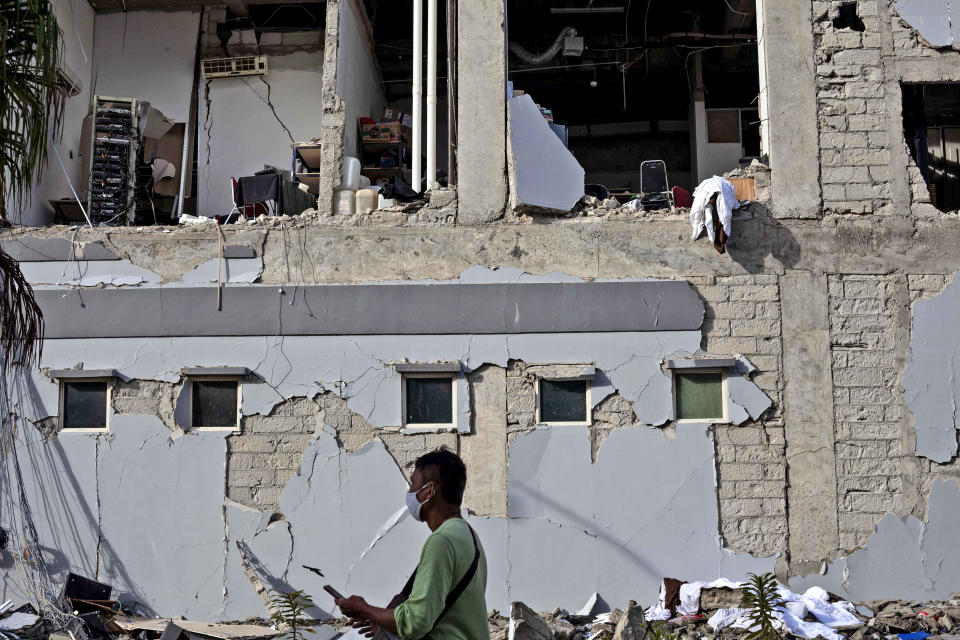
<box><xmin>381</xmin><ymin>106</ymin><xmax>413</xmax><ymax>128</ymax></box>
<box><xmin>382</xmin><ymin>105</ymin><xmax>402</xmax><ymax>122</ymax></box>
<box><xmin>729</xmin><ymin>177</ymin><xmax>756</xmax><ymax>202</ymax></box>
<box><xmin>361</xmin><ymin>121</ymin><xmax>408</xmax><ymax>143</ymax></box>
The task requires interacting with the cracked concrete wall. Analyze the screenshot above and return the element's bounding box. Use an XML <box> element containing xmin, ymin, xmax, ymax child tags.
<box><xmin>0</xmin><ymin>267</ymin><xmax>789</xmax><ymax>617</ymax></box>
<box><xmin>15</xmin><ymin>209</ymin><xmax>960</xmax><ymax>607</ymax></box>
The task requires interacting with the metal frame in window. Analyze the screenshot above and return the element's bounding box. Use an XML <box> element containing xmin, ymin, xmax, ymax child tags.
<box><xmin>535</xmin><ymin>378</ymin><xmax>592</xmax><ymax>427</ymax></box>
<box><xmin>672</xmin><ymin>368</ymin><xmax>728</xmax><ymax>424</ymax></box>
<box><xmin>401</xmin><ymin>372</ymin><xmax>457</xmax><ymax>431</ymax></box>
<box><xmin>58</xmin><ymin>377</ymin><xmax>113</xmax><ymax>433</ymax></box>
<box><xmin>187</xmin><ymin>376</ymin><xmax>243</xmax><ymax>432</ymax></box>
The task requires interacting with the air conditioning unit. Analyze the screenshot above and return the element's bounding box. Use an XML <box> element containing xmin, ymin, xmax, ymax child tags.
<box><xmin>201</xmin><ymin>55</ymin><xmax>268</xmax><ymax>79</ymax></box>
<box><xmin>56</xmin><ymin>65</ymin><xmax>83</xmax><ymax>97</ymax></box>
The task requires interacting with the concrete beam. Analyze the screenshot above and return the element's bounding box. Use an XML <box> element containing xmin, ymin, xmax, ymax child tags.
<box><xmin>34</xmin><ymin>281</ymin><xmax>705</xmax><ymax>338</ymax></box>
<box><xmin>781</xmin><ymin>271</ymin><xmax>838</xmax><ymax>571</ymax></box>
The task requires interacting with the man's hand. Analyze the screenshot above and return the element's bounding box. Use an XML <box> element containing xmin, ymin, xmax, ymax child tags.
<box><xmin>334</xmin><ymin>595</ymin><xmax>370</xmax><ymax>619</ymax></box>
<box><xmin>351</xmin><ymin>619</ymin><xmax>380</xmax><ymax>639</ymax></box>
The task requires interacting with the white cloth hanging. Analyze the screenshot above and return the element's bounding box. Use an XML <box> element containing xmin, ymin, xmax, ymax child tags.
<box><xmin>690</xmin><ymin>176</ymin><xmax>739</xmax><ymax>242</ymax></box>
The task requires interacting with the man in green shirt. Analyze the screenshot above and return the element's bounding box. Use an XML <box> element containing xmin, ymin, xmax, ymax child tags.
<box><xmin>335</xmin><ymin>448</ymin><xmax>490</xmax><ymax>640</ymax></box>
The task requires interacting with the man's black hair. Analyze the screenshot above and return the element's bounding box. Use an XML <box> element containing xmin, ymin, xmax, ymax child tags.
<box><xmin>415</xmin><ymin>447</ymin><xmax>467</xmax><ymax>506</ymax></box>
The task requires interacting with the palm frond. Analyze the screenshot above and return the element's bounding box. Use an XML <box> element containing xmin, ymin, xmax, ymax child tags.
<box><xmin>0</xmin><ymin>248</ymin><xmax>43</xmax><ymax>368</ymax></box>
<box><xmin>1</xmin><ymin>0</ymin><xmax>64</xmax><ymax>222</ymax></box>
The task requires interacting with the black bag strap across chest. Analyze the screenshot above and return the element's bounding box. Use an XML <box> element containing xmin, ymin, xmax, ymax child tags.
<box><xmin>399</xmin><ymin>522</ymin><xmax>480</xmax><ymax>639</ymax></box>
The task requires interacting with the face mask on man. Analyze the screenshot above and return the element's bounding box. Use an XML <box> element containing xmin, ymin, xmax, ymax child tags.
<box><xmin>405</xmin><ymin>481</ymin><xmax>434</xmax><ymax>522</ymax></box>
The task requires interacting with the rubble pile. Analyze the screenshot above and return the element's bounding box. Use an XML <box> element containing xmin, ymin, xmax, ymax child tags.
<box><xmin>6</xmin><ymin>571</ymin><xmax>960</xmax><ymax>640</ymax></box>
<box><xmin>0</xmin><ymin>573</ymin><xmax>278</xmax><ymax>640</ymax></box>
<box><xmin>476</xmin><ymin>581</ymin><xmax>960</xmax><ymax>640</ymax></box>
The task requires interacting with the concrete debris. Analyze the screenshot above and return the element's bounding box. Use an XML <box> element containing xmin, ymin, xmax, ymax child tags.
<box><xmin>612</xmin><ymin>601</ymin><xmax>647</xmax><ymax>640</ymax></box>
<box><xmin>511</xmin><ymin>601</ymin><xmax>556</xmax><ymax>640</ymax></box>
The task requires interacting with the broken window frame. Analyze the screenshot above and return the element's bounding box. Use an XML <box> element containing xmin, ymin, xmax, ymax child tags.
<box><xmin>401</xmin><ymin>372</ymin><xmax>457</xmax><ymax>431</ymax></box>
<box><xmin>671</xmin><ymin>368</ymin><xmax>728</xmax><ymax>424</ymax></box>
<box><xmin>187</xmin><ymin>376</ymin><xmax>243</xmax><ymax>432</ymax></box>
<box><xmin>58</xmin><ymin>377</ymin><xmax>113</xmax><ymax>433</ymax></box>
<box><xmin>535</xmin><ymin>377</ymin><xmax>592</xmax><ymax>427</ymax></box>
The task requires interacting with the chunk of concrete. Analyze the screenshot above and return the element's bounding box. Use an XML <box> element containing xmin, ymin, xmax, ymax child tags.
<box><xmin>19</xmin><ymin>260</ymin><xmax>162</xmax><ymax>286</ymax></box>
<box><xmin>510</xmin><ymin>602</ymin><xmax>553</xmax><ymax>640</ymax></box>
<box><xmin>181</xmin><ymin>258</ymin><xmax>263</xmax><ymax>284</ymax></box>
<box><xmin>727</xmin><ymin>373</ymin><xmax>773</xmax><ymax>424</ymax></box>
<box><xmin>0</xmin><ymin>237</ymin><xmax>73</xmax><ymax>261</ymax></box>
<box><xmin>613</xmin><ymin>602</ymin><xmax>647</xmax><ymax>640</ymax></box>
<box><xmin>508</xmin><ymin>94</ymin><xmax>584</xmax><ymax>213</ymax></box>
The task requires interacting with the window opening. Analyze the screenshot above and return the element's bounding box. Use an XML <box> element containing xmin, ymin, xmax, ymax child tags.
<box><xmin>903</xmin><ymin>83</ymin><xmax>960</xmax><ymax>213</ymax></box>
<box><xmin>191</xmin><ymin>379</ymin><xmax>240</xmax><ymax>429</ymax></box>
<box><xmin>61</xmin><ymin>380</ymin><xmax>109</xmax><ymax>430</ymax></box>
<box><xmin>674</xmin><ymin>370</ymin><xmax>725</xmax><ymax>421</ymax></box>
<box><xmin>506</xmin><ymin>0</ymin><xmax>762</xmax><ymax>208</ymax></box>
<box><xmin>538</xmin><ymin>378</ymin><xmax>590</xmax><ymax>425</ymax></box>
<box><xmin>403</xmin><ymin>375</ymin><xmax>455</xmax><ymax>427</ymax></box>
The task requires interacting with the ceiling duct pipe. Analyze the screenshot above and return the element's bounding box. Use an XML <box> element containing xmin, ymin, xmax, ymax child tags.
<box><xmin>509</xmin><ymin>26</ymin><xmax>577</xmax><ymax>65</ymax></box>
<box><xmin>412</xmin><ymin>0</ymin><xmax>422</xmax><ymax>193</ymax></box>
<box><xmin>427</xmin><ymin>0</ymin><xmax>437</xmax><ymax>189</ymax></box>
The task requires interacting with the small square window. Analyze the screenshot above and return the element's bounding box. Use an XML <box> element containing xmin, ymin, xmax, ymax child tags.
<box><xmin>403</xmin><ymin>375</ymin><xmax>455</xmax><ymax>427</ymax></box>
<box><xmin>191</xmin><ymin>379</ymin><xmax>240</xmax><ymax>429</ymax></box>
<box><xmin>538</xmin><ymin>379</ymin><xmax>590</xmax><ymax>425</ymax></box>
<box><xmin>61</xmin><ymin>380</ymin><xmax>109</xmax><ymax>430</ymax></box>
<box><xmin>674</xmin><ymin>371</ymin><xmax>726</xmax><ymax>421</ymax></box>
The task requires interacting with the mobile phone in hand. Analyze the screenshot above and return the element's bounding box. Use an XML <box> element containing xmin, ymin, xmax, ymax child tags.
<box><xmin>323</xmin><ymin>585</ymin><xmax>345</xmax><ymax>600</ymax></box>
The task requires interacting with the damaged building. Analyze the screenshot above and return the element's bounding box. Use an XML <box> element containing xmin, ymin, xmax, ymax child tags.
<box><xmin>6</xmin><ymin>0</ymin><xmax>960</xmax><ymax>635</ymax></box>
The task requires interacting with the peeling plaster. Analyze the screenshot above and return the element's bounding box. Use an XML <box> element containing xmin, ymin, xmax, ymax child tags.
<box><xmin>789</xmin><ymin>479</ymin><xmax>960</xmax><ymax>601</ymax></box>
<box><xmin>504</xmin><ymin>425</ymin><xmax>776</xmax><ymax>610</ymax></box>
<box><xmin>97</xmin><ymin>417</ymin><xmax>228</xmax><ymax>617</ymax></box>
<box><xmin>182</xmin><ymin>258</ymin><xmax>264</xmax><ymax>284</ymax></box>
<box><xmin>903</xmin><ymin>267</ymin><xmax>960</xmax><ymax>462</ymax></box>
<box><xmin>727</xmin><ymin>373</ymin><xmax>774</xmax><ymax>425</ymax></box>
<box><xmin>20</xmin><ymin>260</ymin><xmax>162</xmax><ymax>286</ymax></box>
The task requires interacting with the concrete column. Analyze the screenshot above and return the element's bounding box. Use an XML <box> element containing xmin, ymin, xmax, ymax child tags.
<box><xmin>456</xmin><ymin>0</ymin><xmax>507</xmax><ymax>223</ymax></box>
<box><xmin>781</xmin><ymin>271</ymin><xmax>838</xmax><ymax>572</ymax></box>
<box><xmin>758</xmin><ymin>0</ymin><xmax>822</xmax><ymax>219</ymax></box>
<box><xmin>318</xmin><ymin>0</ymin><xmax>345</xmax><ymax>214</ymax></box>
<box><xmin>461</xmin><ymin>365</ymin><xmax>507</xmax><ymax>516</ymax></box>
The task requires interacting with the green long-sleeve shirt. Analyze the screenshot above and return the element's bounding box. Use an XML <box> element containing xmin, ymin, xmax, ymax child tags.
<box><xmin>394</xmin><ymin>518</ymin><xmax>489</xmax><ymax>640</ymax></box>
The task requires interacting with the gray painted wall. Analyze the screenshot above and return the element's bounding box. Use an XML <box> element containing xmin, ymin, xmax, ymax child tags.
<box><xmin>335</xmin><ymin>0</ymin><xmax>386</xmax><ymax>163</ymax></box>
<box><xmin>197</xmin><ymin>51</ymin><xmax>325</xmax><ymax>214</ymax></box>
<box><xmin>93</xmin><ymin>11</ymin><xmax>201</xmax><ymax>123</ymax></box>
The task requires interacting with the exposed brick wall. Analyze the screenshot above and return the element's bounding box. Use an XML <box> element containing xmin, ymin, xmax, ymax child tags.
<box><xmin>694</xmin><ymin>275</ymin><xmax>787</xmax><ymax>557</ymax></box>
<box><xmin>813</xmin><ymin>0</ymin><xmax>892</xmax><ymax>215</ymax></box>
<box><xmin>227</xmin><ymin>397</ymin><xmax>318</xmax><ymax>510</ymax></box>
<box><xmin>828</xmin><ymin>274</ymin><xmax>906</xmax><ymax>551</ymax></box>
